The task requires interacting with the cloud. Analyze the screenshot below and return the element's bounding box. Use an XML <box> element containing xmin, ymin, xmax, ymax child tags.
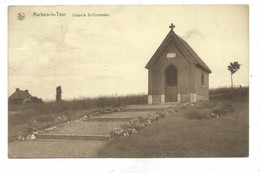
<box><xmin>182</xmin><ymin>29</ymin><xmax>203</xmax><ymax>40</ymax></box>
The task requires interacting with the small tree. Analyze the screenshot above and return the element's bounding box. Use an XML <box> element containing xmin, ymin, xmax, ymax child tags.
<box><xmin>227</xmin><ymin>61</ymin><xmax>241</xmax><ymax>88</ymax></box>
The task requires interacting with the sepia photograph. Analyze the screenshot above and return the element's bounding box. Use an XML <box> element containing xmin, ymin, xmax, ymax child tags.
<box><xmin>8</xmin><ymin>5</ymin><xmax>250</xmax><ymax>159</ymax></box>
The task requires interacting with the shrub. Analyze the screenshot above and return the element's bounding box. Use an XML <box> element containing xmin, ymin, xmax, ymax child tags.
<box><xmin>198</xmin><ymin>101</ymin><xmax>211</xmax><ymax>109</ymax></box>
<box><xmin>184</xmin><ymin>100</ymin><xmax>235</xmax><ymax>120</ymax></box>
<box><xmin>184</xmin><ymin>107</ymin><xmax>211</xmax><ymax>120</ymax></box>
<box><xmin>134</xmin><ymin>124</ymin><xmax>144</xmax><ymax>131</ymax></box>
<box><xmin>9</xmin><ymin>113</ymin><xmax>28</xmax><ymax>125</ymax></box>
<box><xmin>213</xmin><ymin>100</ymin><xmax>235</xmax><ymax>115</ymax></box>
<box><xmin>222</xmin><ymin>100</ymin><xmax>235</xmax><ymax>112</ymax></box>
<box><xmin>212</xmin><ymin>106</ymin><xmax>226</xmax><ymax>115</ymax></box>
<box><xmin>31</xmin><ymin>96</ymin><xmax>43</xmax><ymax>103</ymax></box>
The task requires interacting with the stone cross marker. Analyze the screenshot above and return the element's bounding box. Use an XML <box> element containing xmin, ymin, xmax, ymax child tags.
<box><xmin>56</xmin><ymin>86</ymin><xmax>62</xmax><ymax>102</ymax></box>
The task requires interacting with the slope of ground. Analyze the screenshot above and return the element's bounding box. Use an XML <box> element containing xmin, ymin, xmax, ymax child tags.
<box><xmin>97</xmin><ymin>94</ymin><xmax>249</xmax><ymax>158</ymax></box>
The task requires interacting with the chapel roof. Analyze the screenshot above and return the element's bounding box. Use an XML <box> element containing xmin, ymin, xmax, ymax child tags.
<box><xmin>145</xmin><ymin>27</ymin><xmax>212</xmax><ymax>73</ymax></box>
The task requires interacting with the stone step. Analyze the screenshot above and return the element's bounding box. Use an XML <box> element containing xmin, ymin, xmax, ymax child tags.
<box><xmin>85</xmin><ymin>117</ymin><xmax>135</xmax><ymax>122</ymax></box>
<box><xmin>121</xmin><ymin>104</ymin><xmax>175</xmax><ymax>112</ymax></box>
<box><xmin>36</xmin><ymin>134</ymin><xmax>111</xmax><ymax>141</ymax></box>
<box><xmin>121</xmin><ymin>108</ymin><xmax>169</xmax><ymax>112</ymax></box>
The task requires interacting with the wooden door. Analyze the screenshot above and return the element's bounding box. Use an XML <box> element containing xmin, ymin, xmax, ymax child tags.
<box><xmin>165</xmin><ymin>65</ymin><xmax>178</xmax><ymax>102</ymax></box>
<box><xmin>165</xmin><ymin>86</ymin><xmax>177</xmax><ymax>102</ymax></box>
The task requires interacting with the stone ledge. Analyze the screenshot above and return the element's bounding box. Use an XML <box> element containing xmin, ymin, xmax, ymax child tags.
<box><xmin>85</xmin><ymin>117</ymin><xmax>135</xmax><ymax>122</ymax></box>
<box><xmin>35</xmin><ymin>134</ymin><xmax>111</xmax><ymax>141</ymax></box>
<box><xmin>121</xmin><ymin>108</ymin><xmax>169</xmax><ymax>112</ymax></box>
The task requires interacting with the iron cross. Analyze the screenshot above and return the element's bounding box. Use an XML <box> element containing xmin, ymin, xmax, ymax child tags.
<box><xmin>169</xmin><ymin>23</ymin><xmax>175</xmax><ymax>30</ymax></box>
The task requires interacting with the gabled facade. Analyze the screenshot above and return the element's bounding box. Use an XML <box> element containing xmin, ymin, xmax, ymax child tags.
<box><xmin>8</xmin><ymin>88</ymin><xmax>33</xmax><ymax>104</ymax></box>
<box><xmin>145</xmin><ymin>24</ymin><xmax>212</xmax><ymax>104</ymax></box>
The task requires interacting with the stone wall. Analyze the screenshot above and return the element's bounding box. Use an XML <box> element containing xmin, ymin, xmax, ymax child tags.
<box><xmin>151</xmin><ymin>95</ymin><xmax>161</xmax><ymax>104</ymax></box>
<box><xmin>181</xmin><ymin>93</ymin><xmax>190</xmax><ymax>103</ymax></box>
<box><xmin>196</xmin><ymin>95</ymin><xmax>209</xmax><ymax>101</ymax></box>
<box><xmin>149</xmin><ymin>93</ymin><xmax>208</xmax><ymax>103</ymax></box>
<box><xmin>194</xmin><ymin>66</ymin><xmax>209</xmax><ymax>99</ymax></box>
<box><xmin>190</xmin><ymin>93</ymin><xmax>196</xmax><ymax>102</ymax></box>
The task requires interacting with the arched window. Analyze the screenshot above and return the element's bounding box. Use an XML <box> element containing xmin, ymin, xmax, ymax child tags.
<box><xmin>201</xmin><ymin>73</ymin><xmax>204</xmax><ymax>87</ymax></box>
<box><xmin>166</xmin><ymin>65</ymin><xmax>177</xmax><ymax>86</ymax></box>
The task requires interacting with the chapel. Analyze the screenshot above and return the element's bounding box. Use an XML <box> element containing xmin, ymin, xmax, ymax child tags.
<box><xmin>145</xmin><ymin>23</ymin><xmax>212</xmax><ymax>104</ymax></box>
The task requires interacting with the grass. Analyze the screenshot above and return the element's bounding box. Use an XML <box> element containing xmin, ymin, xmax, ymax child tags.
<box><xmin>97</xmin><ymin>91</ymin><xmax>249</xmax><ymax>157</ymax></box>
<box><xmin>209</xmin><ymin>86</ymin><xmax>248</xmax><ymax>100</ymax></box>
<box><xmin>8</xmin><ymin>94</ymin><xmax>147</xmax><ymax>142</ymax></box>
<box><xmin>9</xmin><ymin>94</ymin><xmax>147</xmax><ymax>114</ymax></box>
<box><xmin>8</xmin><ymin>87</ymin><xmax>249</xmax><ymax>157</ymax></box>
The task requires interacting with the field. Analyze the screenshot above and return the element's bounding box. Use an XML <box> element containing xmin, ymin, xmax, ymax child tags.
<box><xmin>8</xmin><ymin>87</ymin><xmax>249</xmax><ymax>158</ymax></box>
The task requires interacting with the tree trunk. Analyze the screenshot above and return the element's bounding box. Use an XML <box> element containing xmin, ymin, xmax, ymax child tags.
<box><xmin>231</xmin><ymin>73</ymin><xmax>233</xmax><ymax>89</ymax></box>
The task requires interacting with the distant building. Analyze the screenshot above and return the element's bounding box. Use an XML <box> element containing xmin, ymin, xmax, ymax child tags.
<box><xmin>9</xmin><ymin>88</ymin><xmax>34</xmax><ymax>104</ymax></box>
<box><xmin>145</xmin><ymin>23</ymin><xmax>212</xmax><ymax>104</ymax></box>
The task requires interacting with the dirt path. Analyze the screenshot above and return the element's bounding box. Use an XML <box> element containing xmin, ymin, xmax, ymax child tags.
<box><xmin>8</xmin><ymin>140</ymin><xmax>106</xmax><ymax>158</ymax></box>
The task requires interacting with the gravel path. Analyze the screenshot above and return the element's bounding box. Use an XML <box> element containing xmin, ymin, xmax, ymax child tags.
<box><xmin>47</xmin><ymin>121</ymin><xmax>126</xmax><ymax>135</ymax></box>
<box><xmin>96</xmin><ymin>111</ymin><xmax>152</xmax><ymax>118</ymax></box>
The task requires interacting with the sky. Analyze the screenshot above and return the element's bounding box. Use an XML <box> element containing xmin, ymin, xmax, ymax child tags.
<box><xmin>8</xmin><ymin>5</ymin><xmax>249</xmax><ymax>100</ymax></box>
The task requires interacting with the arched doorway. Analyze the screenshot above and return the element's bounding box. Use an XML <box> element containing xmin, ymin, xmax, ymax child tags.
<box><xmin>165</xmin><ymin>65</ymin><xmax>178</xmax><ymax>102</ymax></box>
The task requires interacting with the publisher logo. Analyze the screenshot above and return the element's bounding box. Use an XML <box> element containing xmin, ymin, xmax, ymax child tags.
<box><xmin>17</xmin><ymin>12</ymin><xmax>25</xmax><ymax>21</ymax></box>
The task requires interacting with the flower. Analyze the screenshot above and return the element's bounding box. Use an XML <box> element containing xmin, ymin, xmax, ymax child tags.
<box><xmin>30</xmin><ymin>134</ymin><xmax>36</xmax><ymax>140</ymax></box>
<box><xmin>113</xmin><ymin>107</ymin><xmax>121</xmax><ymax>112</ymax></box>
<box><xmin>110</xmin><ymin>127</ymin><xmax>125</xmax><ymax>137</ymax></box>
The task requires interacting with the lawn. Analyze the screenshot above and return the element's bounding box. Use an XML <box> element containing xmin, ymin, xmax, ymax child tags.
<box><xmin>97</xmin><ymin>93</ymin><xmax>249</xmax><ymax>157</ymax></box>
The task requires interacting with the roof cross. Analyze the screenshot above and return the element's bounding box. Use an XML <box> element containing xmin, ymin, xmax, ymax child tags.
<box><xmin>169</xmin><ymin>23</ymin><xmax>175</xmax><ymax>30</ymax></box>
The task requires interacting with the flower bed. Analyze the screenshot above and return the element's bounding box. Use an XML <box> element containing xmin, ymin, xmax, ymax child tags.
<box><xmin>110</xmin><ymin>111</ymin><xmax>170</xmax><ymax>138</ymax></box>
<box><xmin>184</xmin><ymin>101</ymin><xmax>235</xmax><ymax>120</ymax></box>
<box><xmin>109</xmin><ymin>103</ymin><xmax>201</xmax><ymax>138</ymax></box>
